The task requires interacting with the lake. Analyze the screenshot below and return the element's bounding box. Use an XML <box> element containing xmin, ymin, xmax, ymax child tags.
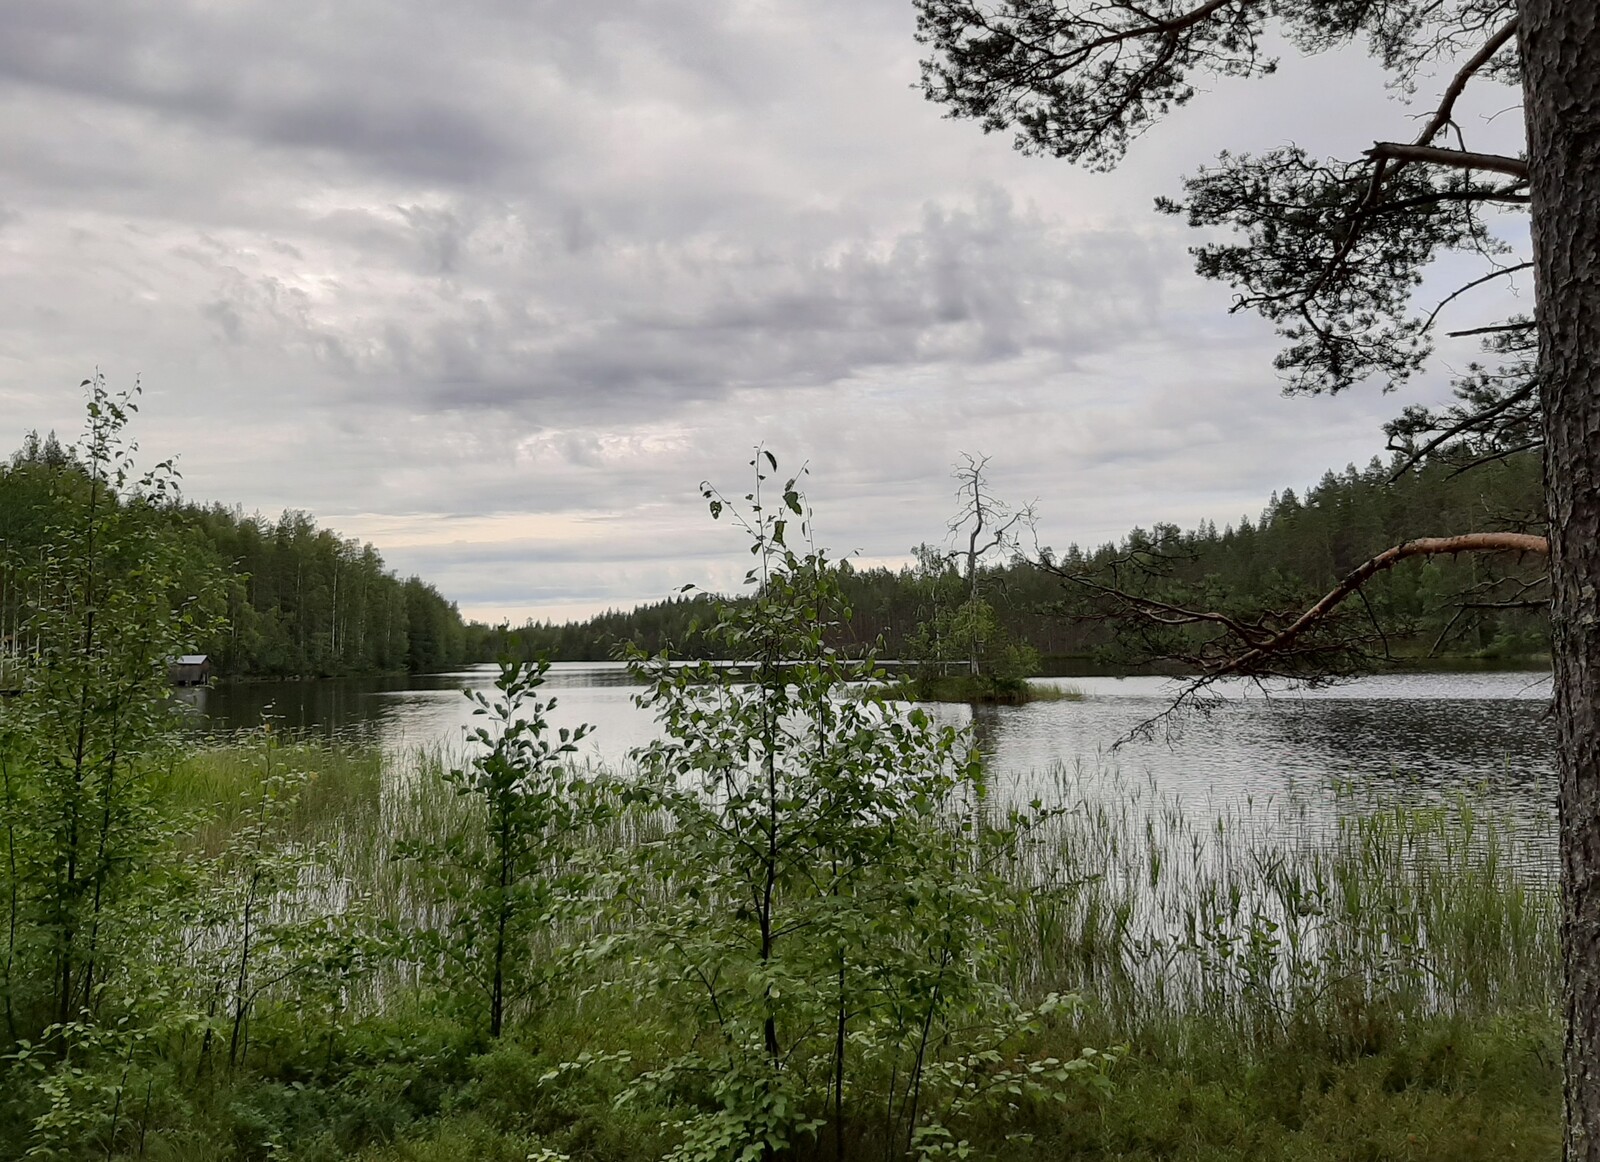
<box><xmin>180</xmin><ymin>664</ymin><xmax>1556</xmax><ymax>843</ymax></box>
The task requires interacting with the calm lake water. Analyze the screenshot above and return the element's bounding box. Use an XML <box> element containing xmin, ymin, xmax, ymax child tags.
<box><xmin>180</xmin><ymin>664</ymin><xmax>1556</xmax><ymax>838</ymax></box>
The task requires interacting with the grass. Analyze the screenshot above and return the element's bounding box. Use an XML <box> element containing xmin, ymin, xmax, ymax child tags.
<box><xmin>7</xmin><ymin>738</ymin><xmax>1560</xmax><ymax>1160</ymax></box>
<box><xmin>155</xmin><ymin>732</ymin><xmax>384</xmax><ymax>855</ymax></box>
<box><xmin>1002</xmin><ymin>764</ymin><xmax>1557</xmax><ymax>1030</ymax></box>
<box><xmin>985</xmin><ymin>764</ymin><xmax>1560</xmax><ymax>1159</ymax></box>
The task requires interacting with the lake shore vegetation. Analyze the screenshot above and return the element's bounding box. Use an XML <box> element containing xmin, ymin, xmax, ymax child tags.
<box><xmin>0</xmin><ymin>733</ymin><xmax>1558</xmax><ymax>1160</ymax></box>
<box><xmin>877</xmin><ymin>673</ymin><xmax>1082</xmax><ymax>705</ymax></box>
<box><xmin>0</xmin><ymin>429</ymin><xmax>1563</xmax><ymax>1160</ymax></box>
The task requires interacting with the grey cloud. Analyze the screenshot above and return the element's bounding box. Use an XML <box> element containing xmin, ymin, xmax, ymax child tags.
<box><xmin>255</xmin><ymin>188</ymin><xmax>1176</xmax><ymax>426</ymax></box>
<box><xmin>0</xmin><ymin>0</ymin><xmax>892</xmax><ymax>195</ymax></box>
<box><xmin>135</xmin><ymin>184</ymin><xmax>1174</xmax><ymax>433</ymax></box>
<box><xmin>0</xmin><ymin>0</ymin><xmax>1479</xmax><ymax>621</ymax></box>
<box><xmin>0</xmin><ymin>2</ymin><xmax>525</xmax><ymax>185</ymax></box>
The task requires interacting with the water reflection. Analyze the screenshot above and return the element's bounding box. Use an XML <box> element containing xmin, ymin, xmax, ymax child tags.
<box><xmin>184</xmin><ymin>664</ymin><xmax>1556</xmax><ymax>838</ymax></box>
<box><xmin>935</xmin><ymin>676</ymin><xmax>1554</xmax><ymax>842</ymax></box>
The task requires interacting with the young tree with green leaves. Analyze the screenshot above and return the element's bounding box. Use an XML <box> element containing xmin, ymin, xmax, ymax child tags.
<box><xmin>0</xmin><ymin>377</ymin><xmax>222</xmax><ymax>1040</ymax></box>
<box><xmin>622</xmin><ymin>454</ymin><xmax>1093</xmax><ymax>1160</ymax></box>
<box><xmin>400</xmin><ymin>657</ymin><xmax>603</xmax><ymax>1040</ymax></box>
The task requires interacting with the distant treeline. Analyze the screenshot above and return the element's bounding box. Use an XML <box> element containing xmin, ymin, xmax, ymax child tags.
<box><xmin>3</xmin><ymin>426</ymin><xmax>1548</xmax><ymax>679</ymax></box>
<box><xmin>1</xmin><ymin>431</ymin><xmax>479</xmax><ymax>679</ymax></box>
<box><xmin>484</xmin><ymin>450</ymin><xmax>1549</xmax><ymax>666</ymax></box>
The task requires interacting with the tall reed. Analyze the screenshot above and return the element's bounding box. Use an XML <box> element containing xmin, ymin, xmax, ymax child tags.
<box><xmin>169</xmin><ymin>741</ymin><xmax>1557</xmax><ymax>1051</ymax></box>
<box><xmin>998</xmin><ymin>762</ymin><xmax>1556</xmax><ymax>1052</ymax></box>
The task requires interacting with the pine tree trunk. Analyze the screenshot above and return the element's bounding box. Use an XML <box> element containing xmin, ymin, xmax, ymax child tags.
<box><xmin>1521</xmin><ymin>4</ymin><xmax>1600</xmax><ymax>1157</ymax></box>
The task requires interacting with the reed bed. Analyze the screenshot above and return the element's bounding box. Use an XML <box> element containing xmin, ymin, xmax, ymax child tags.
<box><xmin>170</xmin><ymin>738</ymin><xmax>1558</xmax><ymax>1046</ymax></box>
<box><xmin>120</xmin><ymin>738</ymin><xmax>1563</xmax><ymax>1160</ymax></box>
<box><xmin>994</xmin><ymin>763</ymin><xmax>1556</xmax><ymax>1053</ymax></box>
<box><xmin>160</xmin><ymin>733</ymin><xmax>384</xmax><ymax>855</ymax></box>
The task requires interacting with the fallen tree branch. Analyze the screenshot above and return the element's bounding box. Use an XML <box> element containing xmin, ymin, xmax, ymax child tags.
<box><xmin>1220</xmin><ymin>533</ymin><xmax>1546</xmax><ymax>678</ymax></box>
<box><xmin>1060</xmin><ymin>530</ymin><xmax>1552</xmax><ymax>743</ymax></box>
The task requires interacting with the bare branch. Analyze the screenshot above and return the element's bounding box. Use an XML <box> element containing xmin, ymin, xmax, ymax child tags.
<box><xmin>1415</xmin><ymin>16</ymin><xmax>1521</xmax><ymax>146</ymax></box>
<box><xmin>1365</xmin><ymin>141</ymin><xmax>1529</xmax><ymax>178</ymax></box>
<box><xmin>1446</xmin><ymin>320</ymin><xmax>1538</xmax><ymax>338</ymax></box>
<box><xmin>1427</xmin><ymin>606</ymin><xmax>1470</xmax><ymax>658</ymax></box>
<box><xmin>1428</xmin><ymin>572</ymin><xmax>1549</xmax><ymax>654</ymax></box>
<box><xmin>1222</xmin><ymin>533</ymin><xmax>1546</xmax><ymax>677</ymax></box>
<box><xmin>1445</xmin><ymin>439</ymin><xmax>1544</xmax><ymax>477</ymax></box>
<box><xmin>1055</xmin><ymin>572</ymin><xmax>1268</xmax><ymax>643</ymax></box>
<box><xmin>1423</xmin><ymin>261</ymin><xmax>1533</xmax><ymax>330</ymax></box>
<box><xmin>1356</xmin><ymin>585</ymin><xmax>1392</xmax><ymax>660</ymax></box>
<box><xmin>1385</xmin><ymin>378</ymin><xmax>1538</xmax><ymax>479</ymax></box>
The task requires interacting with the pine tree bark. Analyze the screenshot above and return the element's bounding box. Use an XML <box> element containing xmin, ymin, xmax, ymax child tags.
<box><xmin>1522</xmin><ymin>3</ymin><xmax>1600</xmax><ymax>1156</ymax></box>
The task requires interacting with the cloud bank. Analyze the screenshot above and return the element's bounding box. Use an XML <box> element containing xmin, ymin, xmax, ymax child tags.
<box><xmin>0</xmin><ymin>0</ymin><xmax>1522</xmax><ymax>620</ymax></box>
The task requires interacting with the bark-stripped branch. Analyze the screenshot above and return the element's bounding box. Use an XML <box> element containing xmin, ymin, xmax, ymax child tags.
<box><xmin>1225</xmin><ymin>533</ymin><xmax>1546</xmax><ymax>678</ymax></box>
<box><xmin>1055</xmin><ymin>531</ymin><xmax>1549</xmax><ymax>742</ymax></box>
<box><xmin>1365</xmin><ymin>141</ymin><xmax>1530</xmax><ymax>179</ymax></box>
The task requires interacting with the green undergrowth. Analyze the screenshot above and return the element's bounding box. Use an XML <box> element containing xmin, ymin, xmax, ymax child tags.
<box><xmin>119</xmin><ymin>999</ymin><xmax>1557</xmax><ymax>1162</ymax></box>
<box><xmin>0</xmin><ymin>738</ymin><xmax>1551</xmax><ymax>1162</ymax></box>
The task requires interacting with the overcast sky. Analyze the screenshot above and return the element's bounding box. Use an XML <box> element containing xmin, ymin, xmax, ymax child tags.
<box><xmin>0</xmin><ymin>1</ymin><xmax>1530</xmax><ymax>623</ymax></box>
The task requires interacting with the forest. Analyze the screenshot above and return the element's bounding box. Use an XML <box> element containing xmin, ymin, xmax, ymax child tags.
<box><xmin>0</xmin><ymin>430</ymin><xmax>480</xmax><ymax>680</ymax></box>
<box><xmin>4</xmin><ymin>419</ymin><xmax>1545</xmax><ymax>691</ymax></box>
<box><xmin>488</xmin><ymin>447</ymin><xmax>1549</xmax><ymax>671</ymax></box>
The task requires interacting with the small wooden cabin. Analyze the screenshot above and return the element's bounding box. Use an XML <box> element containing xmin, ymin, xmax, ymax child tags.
<box><xmin>168</xmin><ymin>654</ymin><xmax>212</xmax><ymax>687</ymax></box>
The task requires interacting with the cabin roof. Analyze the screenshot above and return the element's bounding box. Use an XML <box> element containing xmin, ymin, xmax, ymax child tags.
<box><xmin>174</xmin><ymin>654</ymin><xmax>209</xmax><ymax>666</ymax></box>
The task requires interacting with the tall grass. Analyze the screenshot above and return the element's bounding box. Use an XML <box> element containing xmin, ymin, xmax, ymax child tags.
<box><xmin>170</xmin><ymin>740</ymin><xmax>1557</xmax><ymax>1045</ymax></box>
<box><xmin>994</xmin><ymin>763</ymin><xmax>1556</xmax><ymax>1056</ymax></box>
<box><xmin>159</xmin><ymin>733</ymin><xmax>384</xmax><ymax>854</ymax></box>
<box><xmin>110</xmin><ymin>739</ymin><xmax>1562</xmax><ymax>1160</ymax></box>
